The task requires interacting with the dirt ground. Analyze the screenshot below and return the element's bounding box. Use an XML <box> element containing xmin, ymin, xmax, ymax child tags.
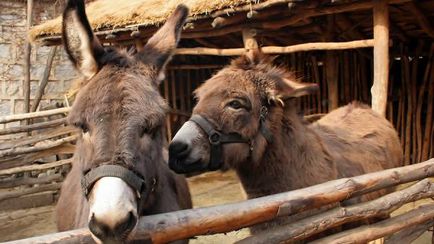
<box><xmin>0</xmin><ymin>171</ymin><xmax>432</xmax><ymax>243</ymax></box>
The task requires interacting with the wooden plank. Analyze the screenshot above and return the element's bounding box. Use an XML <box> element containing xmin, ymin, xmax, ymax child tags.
<box><xmin>8</xmin><ymin>159</ymin><xmax>434</xmax><ymax>244</ymax></box>
<box><xmin>371</xmin><ymin>0</ymin><xmax>390</xmax><ymax>116</ymax></box>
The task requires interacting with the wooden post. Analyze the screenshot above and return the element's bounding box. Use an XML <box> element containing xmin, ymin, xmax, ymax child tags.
<box><xmin>24</xmin><ymin>0</ymin><xmax>34</xmax><ymax>114</ymax></box>
<box><xmin>371</xmin><ymin>0</ymin><xmax>389</xmax><ymax>116</ymax></box>
<box><xmin>325</xmin><ymin>15</ymin><xmax>339</xmax><ymax>111</ymax></box>
<box><xmin>242</xmin><ymin>29</ymin><xmax>258</xmax><ymax>51</ymax></box>
<box><xmin>31</xmin><ymin>46</ymin><xmax>57</xmax><ymax>112</ymax></box>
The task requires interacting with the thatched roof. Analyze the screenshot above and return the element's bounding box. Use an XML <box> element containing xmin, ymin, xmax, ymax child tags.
<box><xmin>29</xmin><ymin>0</ymin><xmax>258</xmax><ymax>41</ymax></box>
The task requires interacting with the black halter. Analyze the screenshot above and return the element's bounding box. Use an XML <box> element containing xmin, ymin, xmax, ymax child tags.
<box><xmin>189</xmin><ymin>105</ymin><xmax>273</xmax><ymax>171</ymax></box>
<box><xmin>81</xmin><ymin>164</ymin><xmax>156</xmax><ymax>214</ymax></box>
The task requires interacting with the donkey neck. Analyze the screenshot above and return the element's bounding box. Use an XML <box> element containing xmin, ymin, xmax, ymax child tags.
<box><xmin>237</xmin><ymin>107</ymin><xmax>336</xmax><ymax>199</ymax></box>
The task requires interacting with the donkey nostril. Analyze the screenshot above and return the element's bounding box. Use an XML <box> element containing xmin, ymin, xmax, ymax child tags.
<box><xmin>169</xmin><ymin>140</ymin><xmax>190</xmax><ymax>158</ymax></box>
<box><xmin>89</xmin><ymin>214</ymin><xmax>109</xmax><ymax>241</ymax></box>
<box><xmin>114</xmin><ymin>211</ymin><xmax>137</xmax><ymax>238</ymax></box>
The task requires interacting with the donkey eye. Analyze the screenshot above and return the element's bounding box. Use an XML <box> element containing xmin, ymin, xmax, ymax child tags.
<box><xmin>140</xmin><ymin>126</ymin><xmax>155</xmax><ymax>138</ymax></box>
<box><xmin>74</xmin><ymin>122</ymin><xmax>89</xmax><ymax>133</ymax></box>
<box><xmin>228</xmin><ymin>100</ymin><xmax>243</xmax><ymax>110</ymax></box>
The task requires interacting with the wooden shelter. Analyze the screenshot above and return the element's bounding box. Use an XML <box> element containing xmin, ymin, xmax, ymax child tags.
<box><xmin>30</xmin><ymin>0</ymin><xmax>434</xmax><ymax>165</ymax></box>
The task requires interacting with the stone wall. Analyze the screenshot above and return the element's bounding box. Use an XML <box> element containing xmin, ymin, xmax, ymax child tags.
<box><xmin>0</xmin><ymin>0</ymin><xmax>77</xmax><ymax>118</ymax></box>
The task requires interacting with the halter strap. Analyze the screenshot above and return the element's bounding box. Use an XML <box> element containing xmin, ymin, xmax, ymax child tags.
<box><xmin>190</xmin><ymin>115</ymin><xmax>249</xmax><ymax>170</ymax></box>
<box><xmin>189</xmin><ymin>107</ymin><xmax>273</xmax><ymax>171</ymax></box>
<box><xmin>81</xmin><ymin>164</ymin><xmax>154</xmax><ymax>214</ymax></box>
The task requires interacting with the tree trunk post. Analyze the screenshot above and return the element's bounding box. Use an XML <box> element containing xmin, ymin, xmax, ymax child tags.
<box><xmin>371</xmin><ymin>0</ymin><xmax>390</xmax><ymax>116</ymax></box>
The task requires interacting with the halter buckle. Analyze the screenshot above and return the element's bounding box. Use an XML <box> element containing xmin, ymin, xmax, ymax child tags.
<box><xmin>209</xmin><ymin>132</ymin><xmax>221</xmax><ymax>145</ymax></box>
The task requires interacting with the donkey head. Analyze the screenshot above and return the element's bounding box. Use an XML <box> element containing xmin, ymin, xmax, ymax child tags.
<box><xmin>62</xmin><ymin>0</ymin><xmax>188</xmax><ymax>242</ymax></box>
<box><xmin>169</xmin><ymin>51</ymin><xmax>318</xmax><ymax>173</ymax></box>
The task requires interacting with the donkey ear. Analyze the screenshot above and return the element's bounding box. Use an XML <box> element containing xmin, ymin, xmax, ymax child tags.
<box><xmin>62</xmin><ymin>0</ymin><xmax>105</xmax><ymax>79</ymax></box>
<box><xmin>137</xmin><ymin>5</ymin><xmax>189</xmax><ymax>85</ymax></box>
<box><xmin>275</xmin><ymin>77</ymin><xmax>319</xmax><ymax>99</ymax></box>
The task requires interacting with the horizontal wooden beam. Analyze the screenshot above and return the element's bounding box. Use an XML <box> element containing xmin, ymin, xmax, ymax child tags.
<box><xmin>237</xmin><ymin>178</ymin><xmax>434</xmax><ymax>243</ymax></box>
<box><xmin>311</xmin><ymin>203</ymin><xmax>434</xmax><ymax>244</ymax></box>
<box><xmin>0</xmin><ymin>135</ymin><xmax>77</xmax><ymax>158</ymax></box>
<box><xmin>175</xmin><ymin>39</ymin><xmax>374</xmax><ymax>56</ymax></box>
<box><xmin>0</xmin><ymin>107</ymin><xmax>70</xmax><ymax>124</ymax></box>
<box><xmin>0</xmin><ymin>158</ymin><xmax>72</xmax><ymax>176</ymax></box>
<box><xmin>0</xmin><ymin>117</ymin><xmax>67</xmax><ymax>136</ymax></box>
<box><xmin>8</xmin><ymin>158</ymin><xmax>434</xmax><ymax>244</ymax></box>
<box><xmin>168</xmin><ymin>64</ymin><xmax>223</xmax><ymax>70</ymax></box>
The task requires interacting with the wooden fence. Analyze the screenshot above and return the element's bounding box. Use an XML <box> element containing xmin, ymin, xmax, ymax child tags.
<box><xmin>5</xmin><ymin>158</ymin><xmax>434</xmax><ymax>243</ymax></box>
<box><xmin>0</xmin><ymin>107</ymin><xmax>74</xmax><ymax>210</ymax></box>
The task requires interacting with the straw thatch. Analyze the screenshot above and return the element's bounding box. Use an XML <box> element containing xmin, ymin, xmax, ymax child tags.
<box><xmin>29</xmin><ymin>0</ymin><xmax>262</xmax><ymax>41</ymax></box>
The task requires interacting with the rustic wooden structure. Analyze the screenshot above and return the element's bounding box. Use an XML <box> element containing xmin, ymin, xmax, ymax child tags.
<box><xmin>28</xmin><ymin>0</ymin><xmax>434</xmax><ymax>164</ymax></box>
<box><xmin>0</xmin><ymin>108</ymin><xmax>74</xmax><ymax>210</ymax></box>
<box><xmin>5</xmin><ymin>158</ymin><xmax>434</xmax><ymax>243</ymax></box>
<box><xmin>1</xmin><ymin>0</ymin><xmax>433</xmax><ymax>241</ymax></box>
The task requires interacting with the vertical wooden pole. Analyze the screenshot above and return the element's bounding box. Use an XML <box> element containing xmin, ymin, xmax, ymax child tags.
<box><xmin>24</xmin><ymin>0</ymin><xmax>34</xmax><ymax>114</ymax></box>
<box><xmin>371</xmin><ymin>0</ymin><xmax>389</xmax><ymax>116</ymax></box>
<box><xmin>31</xmin><ymin>46</ymin><xmax>57</xmax><ymax>112</ymax></box>
<box><xmin>242</xmin><ymin>29</ymin><xmax>258</xmax><ymax>51</ymax></box>
<box><xmin>325</xmin><ymin>15</ymin><xmax>339</xmax><ymax>111</ymax></box>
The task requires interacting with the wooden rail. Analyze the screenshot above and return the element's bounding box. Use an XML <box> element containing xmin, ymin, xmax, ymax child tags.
<box><xmin>175</xmin><ymin>40</ymin><xmax>374</xmax><ymax>56</ymax></box>
<box><xmin>6</xmin><ymin>158</ymin><xmax>434</xmax><ymax>244</ymax></box>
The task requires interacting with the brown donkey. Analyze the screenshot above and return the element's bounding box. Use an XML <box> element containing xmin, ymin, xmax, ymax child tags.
<box><xmin>169</xmin><ymin>51</ymin><xmax>402</xmax><ymax>233</ymax></box>
<box><xmin>56</xmin><ymin>1</ymin><xmax>192</xmax><ymax>243</ymax></box>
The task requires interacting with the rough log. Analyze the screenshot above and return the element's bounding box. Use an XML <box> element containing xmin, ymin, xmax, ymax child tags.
<box><xmin>0</xmin><ymin>173</ymin><xmax>63</xmax><ymax>189</ymax></box>
<box><xmin>236</xmin><ymin>178</ymin><xmax>434</xmax><ymax>244</ymax></box>
<box><xmin>0</xmin><ymin>135</ymin><xmax>77</xmax><ymax>158</ymax></box>
<box><xmin>168</xmin><ymin>64</ymin><xmax>223</xmax><ymax>70</ymax></box>
<box><xmin>371</xmin><ymin>0</ymin><xmax>390</xmax><ymax>116</ymax></box>
<box><xmin>0</xmin><ymin>144</ymin><xmax>75</xmax><ymax>170</ymax></box>
<box><xmin>385</xmin><ymin>219</ymin><xmax>434</xmax><ymax>244</ymax></box>
<box><xmin>175</xmin><ymin>40</ymin><xmax>374</xmax><ymax>56</ymax></box>
<box><xmin>8</xmin><ymin>159</ymin><xmax>434</xmax><ymax>244</ymax></box>
<box><xmin>242</xmin><ymin>29</ymin><xmax>258</xmax><ymax>51</ymax></box>
<box><xmin>0</xmin><ymin>107</ymin><xmax>70</xmax><ymax>124</ymax></box>
<box><xmin>31</xmin><ymin>46</ymin><xmax>57</xmax><ymax>112</ymax></box>
<box><xmin>0</xmin><ymin>158</ymin><xmax>72</xmax><ymax>176</ymax></box>
<box><xmin>0</xmin><ymin>117</ymin><xmax>67</xmax><ymax>136</ymax></box>
<box><xmin>0</xmin><ymin>182</ymin><xmax>61</xmax><ymax>202</ymax></box>
<box><xmin>0</xmin><ymin>126</ymin><xmax>76</xmax><ymax>150</ymax></box>
<box><xmin>325</xmin><ymin>15</ymin><xmax>339</xmax><ymax>111</ymax></box>
<box><xmin>311</xmin><ymin>204</ymin><xmax>434</xmax><ymax>244</ymax></box>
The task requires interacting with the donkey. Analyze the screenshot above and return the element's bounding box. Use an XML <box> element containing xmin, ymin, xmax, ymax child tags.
<box><xmin>56</xmin><ymin>1</ymin><xmax>192</xmax><ymax>243</ymax></box>
<box><xmin>169</xmin><ymin>51</ymin><xmax>403</xmax><ymax>233</ymax></box>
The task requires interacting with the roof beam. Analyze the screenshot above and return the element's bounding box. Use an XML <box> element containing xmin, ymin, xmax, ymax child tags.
<box><xmin>408</xmin><ymin>1</ymin><xmax>434</xmax><ymax>39</ymax></box>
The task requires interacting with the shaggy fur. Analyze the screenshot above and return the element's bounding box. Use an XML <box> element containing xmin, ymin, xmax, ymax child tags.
<box><xmin>182</xmin><ymin>51</ymin><xmax>403</xmax><ymax>233</ymax></box>
<box><xmin>56</xmin><ymin>1</ymin><xmax>192</xmax><ymax>242</ymax></box>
